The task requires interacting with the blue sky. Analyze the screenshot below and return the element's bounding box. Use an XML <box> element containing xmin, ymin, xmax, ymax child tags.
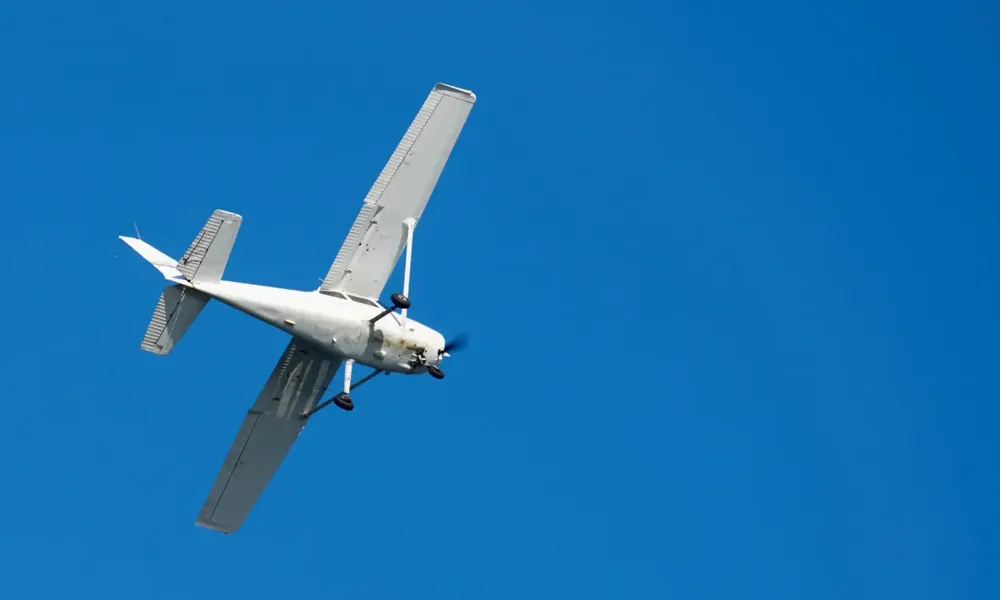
<box><xmin>1</xmin><ymin>1</ymin><xmax>997</xmax><ymax>598</ymax></box>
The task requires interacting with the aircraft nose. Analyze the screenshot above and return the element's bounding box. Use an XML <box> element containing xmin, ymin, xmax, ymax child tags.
<box><xmin>431</xmin><ymin>331</ymin><xmax>447</xmax><ymax>362</ymax></box>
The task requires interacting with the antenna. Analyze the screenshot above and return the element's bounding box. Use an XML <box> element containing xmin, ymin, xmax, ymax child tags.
<box><xmin>133</xmin><ymin>222</ymin><xmax>142</xmax><ymax>239</ymax></box>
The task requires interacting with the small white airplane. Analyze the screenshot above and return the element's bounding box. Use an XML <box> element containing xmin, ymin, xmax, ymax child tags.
<box><xmin>120</xmin><ymin>83</ymin><xmax>476</xmax><ymax>533</ymax></box>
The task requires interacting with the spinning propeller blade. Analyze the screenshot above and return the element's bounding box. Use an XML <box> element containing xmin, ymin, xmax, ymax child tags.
<box><xmin>442</xmin><ymin>334</ymin><xmax>468</xmax><ymax>355</ymax></box>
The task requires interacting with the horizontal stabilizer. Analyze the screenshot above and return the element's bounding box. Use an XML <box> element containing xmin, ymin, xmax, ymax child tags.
<box><xmin>141</xmin><ymin>285</ymin><xmax>211</xmax><ymax>355</ymax></box>
<box><xmin>177</xmin><ymin>209</ymin><xmax>242</xmax><ymax>284</ymax></box>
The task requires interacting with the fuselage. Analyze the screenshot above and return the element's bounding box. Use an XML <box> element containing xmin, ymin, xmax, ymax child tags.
<box><xmin>191</xmin><ymin>280</ymin><xmax>445</xmax><ymax>374</ymax></box>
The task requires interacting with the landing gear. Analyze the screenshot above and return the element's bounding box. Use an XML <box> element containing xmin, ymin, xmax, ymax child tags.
<box><xmin>390</xmin><ymin>293</ymin><xmax>410</xmax><ymax>309</ymax></box>
<box><xmin>369</xmin><ymin>292</ymin><xmax>411</xmax><ymax>325</ymax></box>
<box><xmin>301</xmin><ymin>359</ymin><xmax>386</xmax><ymax>419</ymax></box>
<box><xmin>428</xmin><ymin>365</ymin><xmax>445</xmax><ymax>380</ymax></box>
<box><xmin>333</xmin><ymin>393</ymin><xmax>354</xmax><ymax>411</ymax></box>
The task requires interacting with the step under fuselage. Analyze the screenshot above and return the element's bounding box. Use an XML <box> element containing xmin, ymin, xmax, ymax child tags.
<box><xmin>191</xmin><ymin>280</ymin><xmax>445</xmax><ymax>374</ymax></box>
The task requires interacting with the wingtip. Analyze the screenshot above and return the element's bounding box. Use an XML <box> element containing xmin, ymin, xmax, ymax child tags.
<box><xmin>195</xmin><ymin>517</ymin><xmax>237</xmax><ymax>534</ymax></box>
<box><xmin>212</xmin><ymin>208</ymin><xmax>243</xmax><ymax>223</ymax></box>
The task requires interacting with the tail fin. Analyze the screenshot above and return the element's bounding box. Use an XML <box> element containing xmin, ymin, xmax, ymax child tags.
<box><xmin>119</xmin><ymin>209</ymin><xmax>242</xmax><ymax>285</ymax></box>
<box><xmin>119</xmin><ymin>236</ymin><xmax>185</xmax><ymax>282</ymax></box>
<box><xmin>120</xmin><ymin>209</ymin><xmax>242</xmax><ymax>355</ymax></box>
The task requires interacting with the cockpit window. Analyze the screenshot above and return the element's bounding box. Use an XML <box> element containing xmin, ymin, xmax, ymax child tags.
<box><xmin>347</xmin><ymin>294</ymin><xmax>380</xmax><ymax>307</ymax></box>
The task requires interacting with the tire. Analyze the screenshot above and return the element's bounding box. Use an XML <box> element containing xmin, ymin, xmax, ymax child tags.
<box><xmin>428</xmin><ymin>366</ymin><xmax>445</xmax><ymax>380</ymax></box>
<box><xmin>391</xmin><ymin>293</ymin><xmax>411</xmax><ymax>309</ymax></box>
<box><xmin>333</xmin><ymin>394</ymin><xmax>355</xmax><ymax>411</ymax></box>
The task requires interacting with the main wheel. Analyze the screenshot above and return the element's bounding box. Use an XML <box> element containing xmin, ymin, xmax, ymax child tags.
<box><xmin>428</xmin><ymin>365</ymin><xmax>445</xmax><ymax>380</ymax></box>
<box><xmin>333</xmin><ymin>394</ymin><xmax>355</xmax><ymax>411</ymax></box>
<box><xmin>391</xmin><ymin>293</ymin><xmax>411</xmax><ymax>309</ymax></box>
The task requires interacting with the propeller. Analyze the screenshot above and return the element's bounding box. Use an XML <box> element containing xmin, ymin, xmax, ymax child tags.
<box><xmin>441</xmin><ymin>334</ymin><xmax>468</xmax><ymax>355</ymax></box>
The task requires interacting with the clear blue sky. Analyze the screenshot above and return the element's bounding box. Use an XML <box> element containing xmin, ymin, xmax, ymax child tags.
<box><xmin>1</xmin><ymin>1</ymin><xmax>997</xmax><ymax>598</ymax></box>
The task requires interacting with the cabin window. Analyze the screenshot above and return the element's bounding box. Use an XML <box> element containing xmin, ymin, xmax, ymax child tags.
<box><xmin>347</xmin><ymin>294</ymin><xmax>380</xmax><ymax>307</ymax></box>
<box><xmin>326</xmin><ymin>291</ymin><xmax>348</xmax><ymax>300</ymax></box>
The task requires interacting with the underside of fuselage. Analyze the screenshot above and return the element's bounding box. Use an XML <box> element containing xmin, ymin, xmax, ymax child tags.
<box><xmin>192</xmin><ymin>280</ymin><xmax>445</xmax><ymax>373</ymax></box>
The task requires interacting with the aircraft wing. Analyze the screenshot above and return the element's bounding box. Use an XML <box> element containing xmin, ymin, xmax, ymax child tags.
<box><xmin>318</xmin><ymin>82</ymin><xmax>476</xmax><ymax>300</ymax></box>
<box><xmin>196</xmin><ymin>338</ymin><xmax>340</xmax><ymax>533</ymax></box>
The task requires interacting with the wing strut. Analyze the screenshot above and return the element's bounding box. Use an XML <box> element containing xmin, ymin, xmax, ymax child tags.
<box><xmin>401</xmin><ymin>217</ymin><xmax>416</xmax><ymax>327</ymax></box>
<box><xmin>368</xmin><ymin>218</ymin><xmax>416</xmax><ymax>327</ymax></box>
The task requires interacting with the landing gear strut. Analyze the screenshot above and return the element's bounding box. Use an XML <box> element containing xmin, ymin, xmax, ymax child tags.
<box><xmin>312</xmin><ymin>359</ymin><xmax>357</xmax><ymax>413</ymax></box>
<box><xmin>369</xmin><ymin>292</ymin><xmax>410</xmax><ymax>325</ymax></box>
<box><xmin>302</xmin><ymin>359</ymin><xmax>386</xmax><ymax>418</ymax></box>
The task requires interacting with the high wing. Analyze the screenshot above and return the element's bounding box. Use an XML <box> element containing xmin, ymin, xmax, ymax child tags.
<box><xmin>318</xmin><ymin>82</ymin><xmax>476</xmax><ymax>300</ymax></box>
<box><xmin>196</xmin><ymin>338</ymin><xmax>340</xmax><ymax>533</ymax></box>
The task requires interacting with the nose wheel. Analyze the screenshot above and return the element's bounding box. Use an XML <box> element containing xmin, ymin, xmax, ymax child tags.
<box><xmin>428</xmin><ymin>365</ymin><xmax>445</xmax><ymax>379</ymax></box>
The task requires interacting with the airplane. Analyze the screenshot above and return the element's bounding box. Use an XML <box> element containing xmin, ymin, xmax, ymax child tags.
<box><xmin>119</xmin><ymin>82</ymin><xmax>476</xmax><ymax>534</ymax></box>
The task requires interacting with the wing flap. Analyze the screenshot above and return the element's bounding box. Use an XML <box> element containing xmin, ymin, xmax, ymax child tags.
<box><xmin>196</xmin><ymin>338</ymin><xmax>340</xmax><ymax>533</ymax></box>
